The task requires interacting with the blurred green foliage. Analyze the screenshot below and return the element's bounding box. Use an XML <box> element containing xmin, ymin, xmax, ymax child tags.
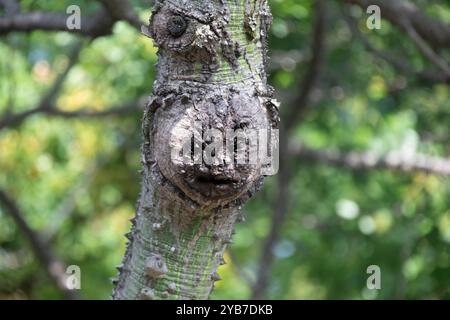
<box><xmin>1</xmin><ymin>0</ymin><xmax>450</xmax><ymax>299</ymax></box>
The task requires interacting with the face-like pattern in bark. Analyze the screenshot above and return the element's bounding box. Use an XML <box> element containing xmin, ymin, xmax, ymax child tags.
<box><xmin>145</xmin><ymin>1</ymin><xmax>274</xmax><ymax>207</ymax></box>
<box><xmin>154</xmin><ymin>88</ymin><xmax>269</xmax><ymax>207</ymax></box>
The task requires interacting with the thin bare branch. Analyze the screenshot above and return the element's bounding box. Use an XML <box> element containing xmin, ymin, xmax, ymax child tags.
<box><xmin>0</xmin><ymin>10</ymin><xmax>114</xmax><ymax>37</ymax></box>
<box><xmin>284</xmin><ymin>0</ymin><xmax>326</xmax><ymax>130</ymax></box>
<box><xmin>0</xmin><ymin>41</ymin><xmax>84</xmax><ymax>130</ymax></box>
<box><xmin>342</xmin><ymin>9</ymin><xmax>450</xmax><ymax>84</ymax></box>
<box><xmin>251</xmin><ymin>0</ymin><xmax>328</xmax><ymax>299</ymax></box>
<box><xmin>402</xmin><ymin>21</ymin><xmax>450</xmax><ymax>78</ymax></box>
<box><xmin>100</xmin><ymin>0</ymin><xmax>143</xmax><ymax>31</ymax></box>
<box><xmin>0</xmin><ymin>0</ymin><xmax>144</xmax><ymax>37</ymax></box>
<box><xmin>341</xmin><ymin>0</ymin><xmax>450</xmax><ymax>50</ymax></box>
<box><xmin>0</xmin><ymin>39</ymin><xmax>144</xmax><ymax>131</ymax></box>
<box><xmin>0</xmin><ymin>189</ymin><xmax>80</xmax><ymax>300</ymax></box>
<box><xmin>291</xmin><ymin>143</ymin><xmax>450</xmax><ymax>177</ymax></box>
<box><xmin>38</xmin><ymin>41</ymin><xmax>86</xmax><ymax>110</ymax></box>
<box><xmin>250</xmin><ymin>129</ymin><xmax>291</xmax><ymax>299</ymax></box>
<box><xmin>0</xmin><ymin>99</ymin><xmax>144</xmax><ymax>130</ymax></box>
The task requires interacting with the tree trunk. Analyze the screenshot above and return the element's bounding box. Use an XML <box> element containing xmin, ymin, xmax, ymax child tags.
<box><xmin>112</xmin><ymin>0</ymin><xmax>278</xmax><ymax>300</ymax></box>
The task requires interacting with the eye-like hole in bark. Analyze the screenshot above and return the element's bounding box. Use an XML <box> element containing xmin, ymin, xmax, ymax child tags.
<box><xmin>167</xmin><ymin>15</ymin><xmax>188</xmax><ymax>38</ymax></box>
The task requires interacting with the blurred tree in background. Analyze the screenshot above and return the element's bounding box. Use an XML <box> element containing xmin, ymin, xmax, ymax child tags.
<box><xmin>1</xmin><ymin>0</ymin><xmax>450</xmax><ymax>299</ymax></box>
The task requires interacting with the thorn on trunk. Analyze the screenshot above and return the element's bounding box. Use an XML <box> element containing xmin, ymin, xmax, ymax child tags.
<box><xmin>116</xmin><ymin>264</ymin><xmax>124</xmax><ymax>272</ymax></box>
<box><xmin>125</xmin><ymin>232</ymin><xmax>133</xmax><ymax>240</ymax></box>
<box><xmin>141</xmin><ymin>25</ymin><xmax>152</xmax><ymax>38</ymax></box>
<box><xmin>211</xmin><ymin>271</ymin><xmax>222</xmax><ymax>282</ymax></box>
<box><xmin>222</xmin><ymin>237</ymin><xmax>232</xmax><ymax>244</ymax></box>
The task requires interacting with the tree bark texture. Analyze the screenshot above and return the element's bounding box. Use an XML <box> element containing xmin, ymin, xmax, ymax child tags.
<box><xmin>113</xmin><ymin>0</ymin><xmax>278</xmax><ymax>300</ymax></box>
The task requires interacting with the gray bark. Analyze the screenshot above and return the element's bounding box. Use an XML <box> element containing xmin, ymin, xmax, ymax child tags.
<box><xmin>113</xmin><ymin>0</ymin><xmax>278</xmax><ymax>300</ymax></box>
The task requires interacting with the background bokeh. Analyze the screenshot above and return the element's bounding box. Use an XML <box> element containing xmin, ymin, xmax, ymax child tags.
<box><xmin>1</xmin><ymin>0</ymin><xmax>450</xmax><ymax>299</ymax></box>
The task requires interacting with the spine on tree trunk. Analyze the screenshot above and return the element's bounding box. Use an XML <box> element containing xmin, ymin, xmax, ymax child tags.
<box><xmin>113</xmin><ymin>0</ymin><xmax>279</xmax><ymax>300</ymax></box>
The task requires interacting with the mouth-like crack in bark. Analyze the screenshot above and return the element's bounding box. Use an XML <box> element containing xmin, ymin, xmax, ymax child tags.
<box><xmin>188</xmin><ymin>175</ymin><xmax>240</xmax><ymax>198</ymax></box>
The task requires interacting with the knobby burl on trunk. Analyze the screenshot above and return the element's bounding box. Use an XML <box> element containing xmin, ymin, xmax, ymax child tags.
<box><xmin>113</xmin><ymin>0</ymin><xmax>279</xmax><ymax>300</ymax></box>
